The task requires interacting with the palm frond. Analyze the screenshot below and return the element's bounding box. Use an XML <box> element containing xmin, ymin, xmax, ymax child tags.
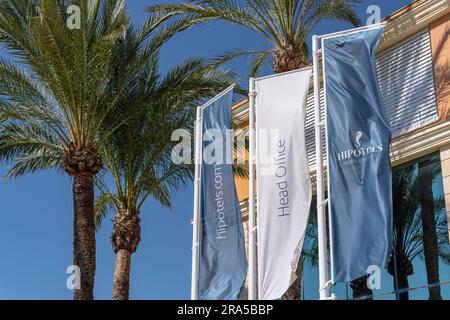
<box><xmin>95</xmin><ymin>24</ymin><xmax>238</xmax><ymax>218</ymax></box>
<box><xmin>94</xmin><ymin>189</ymin><xmax>119</xmax><ymax>229</ymax></box>
<box><xmin>0</xmin><ymin>121</ymin><xmax>64</xmax><ymax>178</ymax></box>
<box><xmin>149</xmin><ymin>0</ymin><xmax>361</xmax><ymax>75</ymax></box>
<box><xmin>0</xmin><ymin>0</ymin><xmax>134</xmax><ymax>180</ymax></box>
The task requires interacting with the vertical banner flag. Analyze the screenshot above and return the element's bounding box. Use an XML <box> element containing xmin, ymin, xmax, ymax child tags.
<box><xmin>256</xmin><ymin>69</ymin><xmax>312</xmax><ymax>300</ymax></box>
<box><xmin>199</xmin><ymin>88</ymin><xmax>247</xmax><ymax>300</ymax></box>
<box><xmin>323</xmin><ymin>27</ymin><xmax>393</xmax><ymax>283</ymax></box>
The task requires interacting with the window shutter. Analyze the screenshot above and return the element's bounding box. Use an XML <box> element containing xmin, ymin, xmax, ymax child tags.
<box><xmin>376</xmin><ymin>28</ymin><xmax>438</xmax><ymax>137</ymax></box>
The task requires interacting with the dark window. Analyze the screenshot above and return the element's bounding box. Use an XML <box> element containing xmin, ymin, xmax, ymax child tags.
<box><xmin>302</xmin><ymin>153</ymin><xmax>450</xmax><ymax>300</ymax></box>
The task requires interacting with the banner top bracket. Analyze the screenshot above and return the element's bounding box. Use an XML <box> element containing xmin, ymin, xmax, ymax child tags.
<box><xmin>314</xmin><ymin>22</ymin><xmax>386</xmax><ymax>41</ymax></box>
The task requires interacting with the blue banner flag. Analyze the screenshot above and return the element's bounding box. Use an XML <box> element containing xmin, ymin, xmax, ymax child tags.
<box><xmin>199</xmin><ymin>88</ymin><xmax>247</xmax><ymax>299</ymax></box>
<box><xmin>323</xmin><ymin>27</ymin><xmax>393</xmax><ymax>283</ymax></box>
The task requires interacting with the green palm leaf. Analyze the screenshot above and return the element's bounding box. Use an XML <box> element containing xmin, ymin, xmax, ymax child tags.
<box><xmin>149</xmin><ymin>0</ymin><xmax>361</xmax><ymax>75</ymax></box>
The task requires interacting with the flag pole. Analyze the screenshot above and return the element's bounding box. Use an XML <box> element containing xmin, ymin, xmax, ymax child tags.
<box><xmin>313</xmin><ymin>35</ymin><xmax>330</xmax><ymax>300</ymax></box>
<box><xmin>321</xmin><ymin>38</ymin><xmax>337</xmax><ymax>300</ymax></box>
<box><xmin>191</xmin><ymin>106</ymin><xmax>203</xmax><ymax>300</ymax></box>
<box><xmin>248</xmin><ymin>77</ymin><xmax>257</xmax><ymax>300</ymax></box>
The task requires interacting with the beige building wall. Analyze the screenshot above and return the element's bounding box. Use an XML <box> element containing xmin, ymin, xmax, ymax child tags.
<box><xmin>431</xmin><ymin>13</ymin><xmax>450</xmax><ymax>239</ymax></box>
<box><xmin>430</xmin><ymin>13</ymin><xmax>450</xmax><ymax>120</ymax></box>
<box><xmin>235</xmin><ymin>175</ymin><xmax>249</xmax><ymax>202</ymax></box>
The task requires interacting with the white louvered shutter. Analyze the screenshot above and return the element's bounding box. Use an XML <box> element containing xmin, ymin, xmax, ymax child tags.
<box><xmin>376</xmin><ymin>28</ymin><xmax>438</xmax><ymax>136</ymax></box>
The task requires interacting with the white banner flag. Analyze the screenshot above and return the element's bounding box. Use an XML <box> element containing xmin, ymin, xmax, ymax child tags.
<box><xmin>256</xmin><ymin>69</ymin><xmax>312</xmax><ymax>300</ymax></box>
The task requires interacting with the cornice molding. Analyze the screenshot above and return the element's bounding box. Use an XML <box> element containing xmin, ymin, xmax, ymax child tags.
<box><xmin>379</xmin><ymin>0</ymin><xmax>450</xmax><ymax>52</ymax></box>
<box><xmin>390</xmin><ymin>119</ymin><xmax>450</xmax><ymax>166</ymax></box>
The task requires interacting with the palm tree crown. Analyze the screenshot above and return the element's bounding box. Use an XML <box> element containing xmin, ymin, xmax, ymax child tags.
<box><xmin>0</xmin><ymin>0</ymin><xmax>129</xmax><ymax>177</ymax></box>
<box><xmin>92</xmin><ymin>16</ymin><xmax>238</xmax><ymax>299</ymax></box>
<box><xmin>0</xmin><ymin>0</ymin><xmax>195</xmax><ymax>299</ymax></box>
<box><xmin>149</xmin><ymin>0</ymin><xmax>361</xmax><ymax>75</ymax></box>
<box><xmin>95</xmin><ymin>56</ymin><xmax>236</xmax><ymax>226</ymax></box>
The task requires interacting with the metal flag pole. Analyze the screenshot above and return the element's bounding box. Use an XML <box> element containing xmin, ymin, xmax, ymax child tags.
<box><xmin>321</xmin><ymin>38</ymin><xmax>337</xmax><ymax>300</ymax></box>
<box><xmin>200</xmin><ymin>84</ymin><xmax>236</xmax><ymax>109</ymax></box>
<box><xmin>248</xmin><ymin>77</ymin><xmax>257</xmax><ymax>300</ymax></box>
<box><xmin>312</xmin><ymin>35</ymin><xmax>330</xmax><ymax>301</ymax></box>
<box><xmin>191</xmin><ymin>106</ymin><xmax>203</xmax><ymax>300</ymax></box>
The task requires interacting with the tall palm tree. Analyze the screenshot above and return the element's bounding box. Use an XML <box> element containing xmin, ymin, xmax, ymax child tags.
<box><xmin>0</xmin><ymin>0</ymin><xmax>180</xmax><ymax>299</ymax></box>
<box><xmin>93</xmin><ymin>40</ymin><xmax>239</xmax><ymax>299</ymax></box>
<box><xmin>150</xmin><ymin>0</ymin><xmax>361</xmax><ymax>300</ymax></box>
<box><xmin>149</xmin><ymin>0</ymin><xmax>361</xmax><ymax>76</ymax></box>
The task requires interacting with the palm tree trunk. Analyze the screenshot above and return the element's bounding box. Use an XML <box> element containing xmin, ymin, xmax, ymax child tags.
<box><xmin>73</xmin><ymin>174</ymin><xmax>96</xmax><ymax>300</ymax></box>
<box><xmin>284</xmin><ymin>256</ymin><xmax>303</xmax><ymax>300</ymax></box>
<box><xmin>111</xmin><ymin>209</ymin><xmax>141</xmax><ymax>300</ymax></box>
<box><xmin>112</xmin><ymin>249</ymin><xmax>132</xmax><ymax>300</ymax></box>
<box><xmin>418</xmin><ymin>160</ymin><xmax>442</xmax><ymax>300</ymax></box>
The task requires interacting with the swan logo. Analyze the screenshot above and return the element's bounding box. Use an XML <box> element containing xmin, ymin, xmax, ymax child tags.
<box><xmin>353</xmin><ymin>131</ymin><xmax>363</xmax><ymax>148</ymax></box>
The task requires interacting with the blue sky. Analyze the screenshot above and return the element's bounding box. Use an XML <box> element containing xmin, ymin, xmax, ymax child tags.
<box><xmin>1</xmin><ymin>0</ymin><xmax>449</xmax><ymax>300</ymax></box>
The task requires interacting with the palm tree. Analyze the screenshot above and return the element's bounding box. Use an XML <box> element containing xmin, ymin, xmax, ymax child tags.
<box><xmin>389</xmin><ymin>161</ymin><xmax>450</xmax><ymax>300</ymax></box>
<box><xmin>93</xmin><ymin>36</ymin><xmax>239</xmax><ymax>298</ymax></box>
<box><xmin>0</xmin><ymin>0</ymin><xmax>179</xmax><ymax>299</ymax></box>
<box><xmin>150</xmin><ymin>0</ymin><xmax>361</xmax><ymax>300</ymax></box>
<box><xmin>149</xmin><ymin>0</ymin><xmax>361</xmax><ymax>76</ymax></box>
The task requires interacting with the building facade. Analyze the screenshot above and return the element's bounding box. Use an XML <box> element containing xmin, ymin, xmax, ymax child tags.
<box><xmin>232</xmin><ymin>0</ymin><xmax>450</xmax><ymax>299</ymax></box>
